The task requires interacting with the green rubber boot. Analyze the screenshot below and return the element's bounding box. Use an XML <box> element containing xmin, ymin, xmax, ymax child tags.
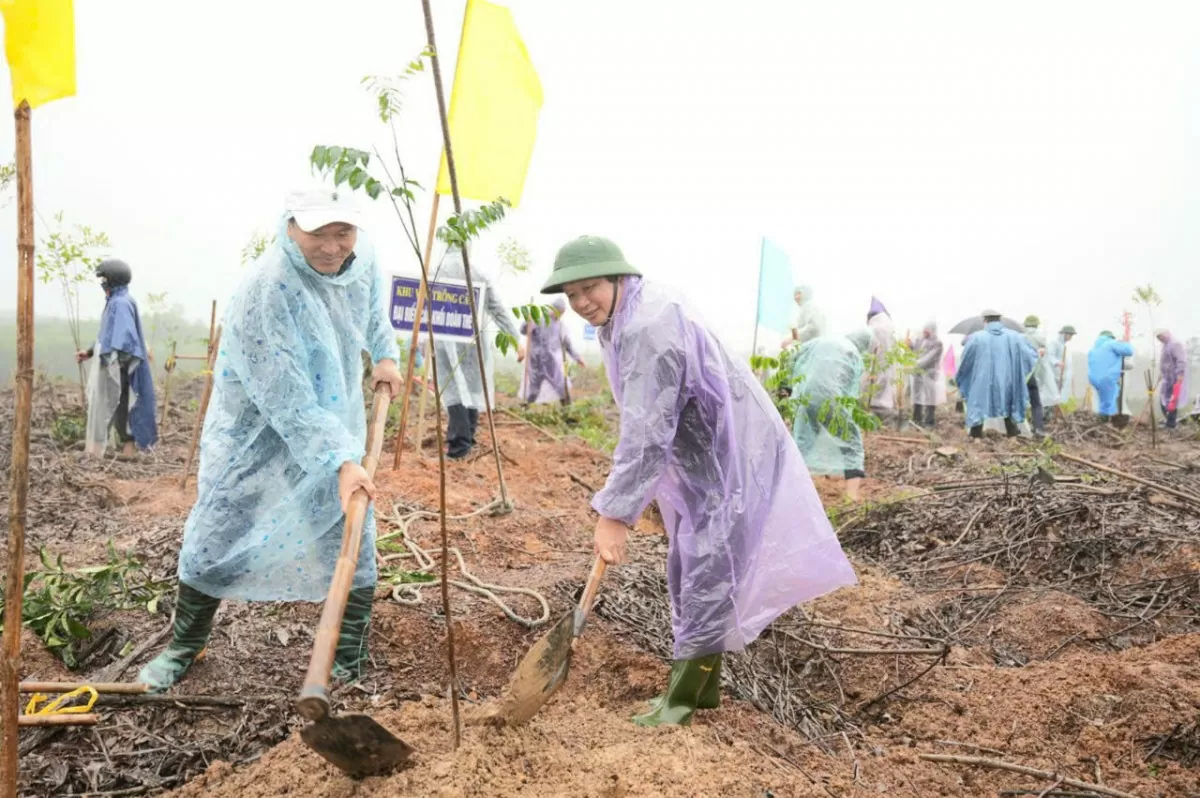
<box><xmin>137</xmin><ymin>583</ymin><xmax>220</xmax><ymax>693</ymax></box>
<box><xmin>697</xmin><ymin>653</ymin><xmax>723</xmax><ymax>709</ymax></box>
<box><xmin>633</xmin><ymin>653</ymin><xmax>722</xmax><ymax>727</ymax></box>
<box><xmin>332</xmin><ymin>586</ymin><xmax>374</xmax><ymax>684</ymax></box>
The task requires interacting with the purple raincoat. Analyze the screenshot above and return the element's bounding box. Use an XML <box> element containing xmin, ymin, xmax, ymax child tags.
<box><xmin>522</xmin><ymin>314</ymin><xmax>580</xmax><ymax>404</ymax></box>
<box><xmin>593</xmin><ymin>278</ymin><xmax>857</xmax><ymax>660</ymax></box>
<box><xmin>1160</xmin><ymin>334</ymin><xmax>1190</xmax><ymax>410</ymax></box>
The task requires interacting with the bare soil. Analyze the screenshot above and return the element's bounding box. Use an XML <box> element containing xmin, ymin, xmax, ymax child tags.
<box><xmin>4</xmin><ymin>380</ymin><xmax>1199</xmax><ymax>797</ymax></box>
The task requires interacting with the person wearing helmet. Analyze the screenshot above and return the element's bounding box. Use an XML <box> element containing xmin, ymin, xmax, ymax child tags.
<box><xmin>137</xmin><ymin>189</ymin><xmax>403</xmax><ymax>693</ymax></box>
<box><xmin>542</xmin><ymin>236</ymin><xmax>856</xmax><ymax>727</ymax></box>
<box><xmin>76</xmin><ymin>258</ymin><xmax>158</xmax><ymax>455</ymax></box>
<box><xmin>1021</xmin><ymin>315</ymin><xmax>1060</xmax><ymax>437</ymax></box>
<box><xmin>522</xmin><ymin>296</ymin><xmax>585</xmax><ymax>406</ymax></box>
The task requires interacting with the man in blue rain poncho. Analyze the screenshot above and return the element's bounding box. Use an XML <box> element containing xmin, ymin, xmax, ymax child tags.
<box><xmin>542</xmin><ymin>236</ymin><xmax>856</xmax><ymax>727</ymax></box>
<box><xmin>522</xmin><ymin>296</ymin><xmax>585</xmax><ymax>405</ymax></box>
<box><xmin>790</xmin><ymin>330</ymin><xmax>872</xmax><ymax>501</ymax></box>
<box><xmin>1087</xmin><ymin>331</ymin><xmax>1134</xmax><ymax>421</ymax></box>
<box><xmin>1048</xmin><ymin>325</ymin><xmax>1077</xmax><ymax>401</ymax></box>
<box><xmin>431</xmin><ymin>246</ymin><xmax>522</xmax><ymax>459</ymax></box>
<box><xmin>138</xmin><ymin>190</ymin><xmax>403</xmax><ymax>692</ymax></box>
<box><xmin>76</xmin><ymin>259</ymin><xmax>157</xmax><ymax>456</ymax></box>
<box><xmin>956</xmin><ymin>310</ymin><xmax>1038</xmax><ymax>439</ymax></box>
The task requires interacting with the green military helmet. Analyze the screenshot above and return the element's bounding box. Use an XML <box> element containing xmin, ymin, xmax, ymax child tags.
<box><xmin>541</xmin><ymin>235</ymin><xmax>642</xmax><ymax>294</ymax></box>
<box><xmin>1060</xmin><ymin>324</ymin><xmax>1077</xmax><ymax>335</ymax></box>
<box><xmin>1024</xmin><ymin>315</ymin><xmax>1040</xmax><ymax>328</ymax></box>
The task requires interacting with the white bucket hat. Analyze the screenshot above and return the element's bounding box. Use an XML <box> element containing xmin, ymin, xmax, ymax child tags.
<box><xmin>285</xmin><ymin>188</ymin><xmax>365</xmax><ymax>232</ymax></box>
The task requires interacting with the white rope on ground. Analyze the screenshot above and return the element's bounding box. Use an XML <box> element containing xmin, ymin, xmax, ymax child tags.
<box><xmin>378</xmin><ymin>501</ymin><xmax>551</xmax><ymax>629</ymax></box>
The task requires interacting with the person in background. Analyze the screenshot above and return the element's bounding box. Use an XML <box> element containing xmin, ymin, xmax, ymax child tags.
<box><xmin>1087</xmin><ymin>330</ymin><xmax>1134</xmax><ymax>421</ymax></box>
<box><xmin>431</xmin><ymin>245</ymin><xmax>523</xmax><ymax>459</ymax></box>
<box><xmin>138</xmin><ymin>189</ymin><xmax>403</xmax><ymax>692</ymax></box>
<box><xmin>1048</xmin><ymin>325</ymin><xmax>1077</xmax><ymax>401</ymax></box>
<box><xmin>541</xmin><ymin>235</ymin><xmax>856</xmax><ymax>727</ymax></box>
<box><xmin>1187</xmin><ymin>337</ymin><xmax>1200</xmax><ymax>424</ymax></box>
<box><xmin>782</xmin><ymin>284</ymin><xmax>827</xmax><ymax>350</ymax></box>
<box><xmin>76</xmin><ymin>259</ymin><xmax>158</xmax><ymax>456</ymax></box>
<box><xmin>790</xmin><ymin>330</ymin><xmax>872</xmax><ymax>501</ymax></box>
<box><xmin>910</xmin><ymin>320</ymin><xmax>945</xmax><ymax>428</ymax></box>
<box><xmin>522</xmin><ymin>296</ymin><xmax>585</xmax><ymax>406</ymax></box>
<box><xmin>956</xmin><ymin>310</ymin><xmax>1037</xmax><ymax>439</ymax></box>
<box><xmin>1156</xmin><ymin>330</ymin><xmax>1188</xmax><ymax>429</ymax></box>
<box><xmin>863</xmin><ymin>297</ymin><xmax>896</xmax><ymax>418</ymax></box>
<box><xmin>1022</xmin><ymin>315</ymin><xmax>1060</xmax><ymax>437</ymax></box>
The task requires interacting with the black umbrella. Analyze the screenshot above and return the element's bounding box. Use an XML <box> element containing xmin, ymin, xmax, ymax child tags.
<box><xmin>948</xmin><ymin>316</ymin><xmax>1025</xmax><ymax>336</ymax></box>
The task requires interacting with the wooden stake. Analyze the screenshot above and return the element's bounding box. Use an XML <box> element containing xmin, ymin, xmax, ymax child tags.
<box><xmin>19</xmin><ymin>682</ymin><xmax>149</xmax><ymax>695</ymax></box>
<box><xmin>422</xmin><ymin>0</ymin><xmax>512</xmax><ymax>510</ymax></box>
<box><xmin>1058</xmin><ymin>452</ymin><xmax>1200</xmax><ymax>507</ymax></box>
<box><xmin>206</xmin><ymin>300</ymin><xmax>217</xmax><ymax>360</ymax></box>
<box><xmin>180</xmin><ymin>326</ymin><xmax>222</xmax><ymax>489</ymax></box>
<box><xmin>2</xmin><ymin>100</ymin><xmax>35</xmax><ymax>798</ymax></box>
<box><xmin>392</xmin><ymin>193</ymin><xmax>440</xmax><ymax>468</ymax></box>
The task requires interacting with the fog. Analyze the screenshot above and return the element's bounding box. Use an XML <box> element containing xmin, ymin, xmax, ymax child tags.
<box><xmin>2</xmin><ymin>0</ymin><xmax>1198</xmax><ymax>365</ymax></box>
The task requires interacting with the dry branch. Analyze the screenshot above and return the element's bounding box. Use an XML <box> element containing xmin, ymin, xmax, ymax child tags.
<box><xmin>918</xmin><ymin>754</ymin><xmax>1142</xmax><ymax>798</ymax></box>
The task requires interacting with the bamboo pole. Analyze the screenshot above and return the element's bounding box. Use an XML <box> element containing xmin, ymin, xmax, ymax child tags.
<box><xmin>1058</xmin><ymin>452</ymin><xmax>1200</xmax><ymax>507</ymax></box>
<box><xmin>17</xmin><ymin>714</ymin><xmax>99</xmax><ymax>728</ymax></box>
<box><xmin>19</xmin><ymin>682</ymin><xmax>148</xmax><ymax>695</ymax></box>
<box><xmin>422</xmin><ymin>0</ymin><xmax>511</xmax><ymax>509</ymax></box>
<box><xmin>392</xmin><ymin>193</ymin><xmax>439</xmax><ymax>468</ymax></box>
<box><xmin>2</xmin><ymin>100</ymin><xmax>35</xmax><ymax>798</ymax></box>
<box><xmin>206</xmin><ymin>300</ymin><xmax>217</xmax><ymax>360</ymax></box>
<box><xmin>918</xmin><ymin>754</ymin><xmax>1140</xmax><ymax>798</ymax></box>
<box><xmin>180</xmin><ymin>325</ymin><xmax>222</xmax><ymax>489</ymax></box>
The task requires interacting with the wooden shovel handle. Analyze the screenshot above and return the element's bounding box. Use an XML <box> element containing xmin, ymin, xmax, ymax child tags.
<box><xmin>296</xmin><ymin>385</ymin><xmax>392</xmax><ymax>721</ymax></box>
<box><xmin>578</xmin><ymin>557</ymin><xmax>607</xmax><ymax>619</ymax></box>
<box><xmin>19</xmin><ymin>682</ymin><xmax>148</xmax><ymax>695</ymax></box>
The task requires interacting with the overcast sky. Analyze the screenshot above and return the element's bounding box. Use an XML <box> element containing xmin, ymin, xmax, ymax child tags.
<box><xmin>2</xmin><ymin>0</ymin><xmax>1198</xmax><ymax>358</ymax></box>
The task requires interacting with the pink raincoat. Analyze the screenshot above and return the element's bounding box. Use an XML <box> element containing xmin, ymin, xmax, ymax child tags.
<box><xmin>593</xmin><ymin>278</ymin><xmax>856</xmax><ymax>659</ymax></box>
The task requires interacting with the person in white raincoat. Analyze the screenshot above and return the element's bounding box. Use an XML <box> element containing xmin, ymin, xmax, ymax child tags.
<box><xmin>782</xmin><ymin>284</ymin><xmax>827</xmax><ymax>349</ymax></box>
<box><xmin>910</xmin><ymin>320</ymin><xmax>945</xmax><ymax>428</ymax></box>
<box><xmin>1047</xmin><ymin>325</ymin><xmax>1077</xmax><ymax>401</ymax></box>
<box><xmin>430</xmin><ymin>246</ymin><xmax>521</xmax><ymax>459</ymax></box>
<box><xmin>1023</xmin><ymin>315</ymin><xmax>1060</xmax><ymax>437</ymax></box>
<box><xmin>863</xmin><ymin>297</ymin><xmax>897</xmax><ymax>414</ymax></box>
<box><xmin>137</xmin><ymin>189</ymin><xmax>402</xmax><ymax>692</ymax></box>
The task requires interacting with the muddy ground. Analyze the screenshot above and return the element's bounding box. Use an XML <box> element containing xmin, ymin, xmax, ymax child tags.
<box><xmin>2</xmin><ymin>376</ymin><xmax>1198</xmax><ymax>797</ymax></box>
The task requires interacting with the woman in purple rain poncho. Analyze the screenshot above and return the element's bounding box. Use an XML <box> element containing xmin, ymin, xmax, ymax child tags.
<box><xmin>522</xmin><ymin>297</ymin><xmax>585</xmax><ymax>405</ymax></box>
<box><xmin>1156</xmin><ymin>330</ymin><xmax>1189</xmax><ymax>429</ymax></box>
<box><xmin>541</xmin><ymin>236</ymin><xmax>857</xmax><ymax>727</ymax></box>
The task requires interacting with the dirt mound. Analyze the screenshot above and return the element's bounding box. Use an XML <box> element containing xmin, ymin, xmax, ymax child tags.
<box><xmin>986</xmin><ymin>590</ymin><xmax>1111</xmax><ymax>662</ymax></box>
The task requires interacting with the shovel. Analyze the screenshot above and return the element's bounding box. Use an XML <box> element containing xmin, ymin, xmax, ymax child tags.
<box><xmin>1112</xmin><ymin>357</ymin><xmax>1131</xmax><ymax>429</ymax></box>
<box><xmin>295</xmin><ymin>386</ymin><xmax>414</xmax><ymax>778</ymax></box>
<box><xmin>485</xmin><ymin>556</ymin><xmax>607</xmax><ymax>726</ymax></box>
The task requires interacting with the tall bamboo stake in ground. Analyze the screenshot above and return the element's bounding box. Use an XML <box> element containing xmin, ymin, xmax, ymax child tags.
<box><xmin>422</xmin><ymin>0</ymin><xmax>511</xmax><ymax>510</ymax></box>
<box><xmin>2</xmin><ymin>100</ymin><xmax>36</xmax><ymax>798</ymax></box>
<box><xmin>180</xmin><ymin>326</ymin><xmax>222</xmax><ymax>489</ymax></box>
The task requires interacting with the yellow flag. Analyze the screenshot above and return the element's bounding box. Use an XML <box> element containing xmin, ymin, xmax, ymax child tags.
<box><xmin>1</xmin><ymin>0</ymin><xmax>76</xmax><ymax>109</ymax></box>
<box><xmin>436</xmin><ymin>0</ymin><xmax>542</xmax><ymax>208</ymax></box>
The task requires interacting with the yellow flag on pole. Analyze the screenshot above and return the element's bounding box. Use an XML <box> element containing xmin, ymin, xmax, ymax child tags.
<box><xmin>436</xmin><ymin>0</ymin><xmax>542</xmax><ymax>208</ymax></box>
<box><xmin>1</xmin><ymin>0</ymin><xmax>76</xmax><ymax>108</ymax></box>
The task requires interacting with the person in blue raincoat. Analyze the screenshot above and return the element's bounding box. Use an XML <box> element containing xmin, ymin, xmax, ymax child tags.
<box><xmin>541</xmin><ymin>236</ymin><xmax>856</xmax><ymax>727</ymax></box>
<box><xmin>76</xmin><ymin>259</ymin><xmax>157</xmax><ymax>456</ymax></box>
<box><xmin>956</xmin><ymin>309</ymin><xmax>1037</xmax><ymax>439</ymax></box>
<box><xmin>1087</xmin><ymin>331</ymin><xmax>1134</xmax><ymax>420</ymax></box>
<box><xmin>138</xmin><ymin>189</ymin><xmax>403</xmax><ymax>692</ymax></box>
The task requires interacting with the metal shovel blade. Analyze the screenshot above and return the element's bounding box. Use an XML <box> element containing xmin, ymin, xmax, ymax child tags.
<box><xmin>492</xmin><ymin>610</ymin><xmax>576</xmax><ymax>726</ymax></box>
<box><xmin>1111</xmin><ymin>414</ymin><xmax>1131</xmax><ymax>429</ymax></box>
<box><xmin>300</xmin><ymin>713</ymin><xmax>414</xmax><ymax>778</ymax></box>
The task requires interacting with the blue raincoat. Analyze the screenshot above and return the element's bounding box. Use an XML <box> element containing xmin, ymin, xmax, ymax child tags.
<box><xmin>1087</xmin><ymin>334</ymin><xmax>1134</xmax><ymax>416</ymax></box>
<box><xmin>178</xmin><ymin>216</ymin><xmax>400</xmax><ymax>601</ymax></box>
<box><xmin>956</xmin><ymin>322</ymin><xmax>1037</xmax><ymax>429</ymax></box>
<box><xmin>86</xmin><ymin>286</ymin><xmax>158</xmax><ymax>451</ymax></box>
<box><xmin>593</xmin><ymin>278</ymin><xmax>856</xmax><ymax>660</ymax></box>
